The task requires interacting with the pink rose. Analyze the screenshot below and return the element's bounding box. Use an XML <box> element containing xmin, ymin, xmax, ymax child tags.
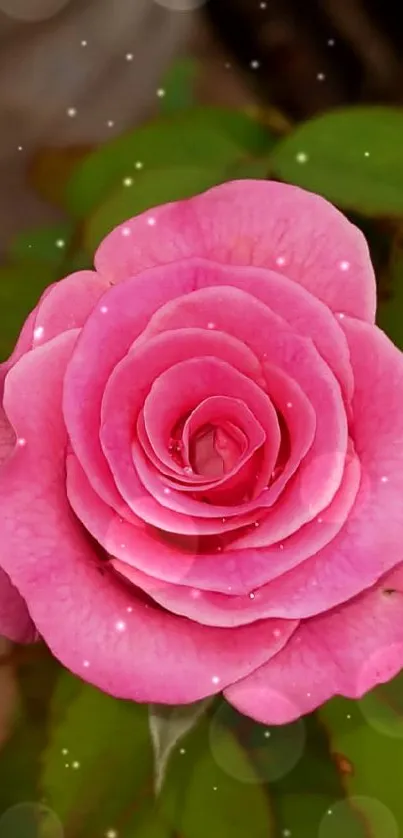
<box><xmin>1</xmin><ymin>180</ymin><xmax>403</xmax><ymax>724</ymax></box>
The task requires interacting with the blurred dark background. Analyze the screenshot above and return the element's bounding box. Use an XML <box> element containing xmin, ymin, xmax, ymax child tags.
<box><xmin>0</xmin><ymin>0</ymin><xmax>403</xmax><ymax>250</ymax></box>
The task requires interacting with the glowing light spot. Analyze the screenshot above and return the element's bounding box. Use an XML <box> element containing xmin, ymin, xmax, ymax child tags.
<box><xmin>135</xmin><ymin>161</ymin><xmax>143</xmax><ymax>169</ymax></box>
<box><xmin>286</xmin><ymin>401</ymin><xmax>293</xmax><ymax>408</ymax></box>
<box><xmin>381</xmin><ymin>475</ymin><xmax>389</xmax><ymax>483</ymax></box>
<box><xmin>249</xmin><ymin>592</ymin><xmax>255</xmax><ymax>599</ymax></box>
<box><xmin>317</xmin><ymin>72</ymin><xmax>325</xmax><ymax>81</ymax></box>
<box><xmin>147</xmin><ymin>217</ymin><xmax>156</xmax><ymax>226</ymax></box>
<box><xmin>121</xmin><ymin>226</ymin><xmax>131</xmax><ymax>237</ymax></box>
<box><xmin>56</xmin><ymin>239</ymin><xmax>65</xmax><ymax>248</ymax></box>
<box><xmin>163</xmin><ymin>487</ymin><xmax>171</xmax><ymax>495</ymax></box>
<box><xmin>337</xmin><ymin>312</ymin><xmax>345</xmax><ymax>319</ymax></box>
<box><xmin>107</xmin><ymin>120</ymin><xmax>115</xmax><ymax>128</ymax></box>
<box><xmin>72</xmin><ymin>761</ymin><xmax>80</xmax><ymax>769</ymax></box>
<box><xmin>61</xmin><ymin>748</ymin><xmax>69</xmax><ymax>755</ymax></box>
<box><xmin>83</xmin><ymin>660</ymin><xmax>90</xmax><ymax>668</ymax></box>
<box><xmin>115</xmin><ymin>620</ymin><xmax>126</xmax><ymax>632</ymax></box>
<box><xmin>179</xmin><ymin>748</ymin><xmax>186</xmax><ymax>754</ymax></box>
<box><xmin>207</xmin><ymin>322</ymin><xmax>215</xmax><ymax>329</ymax></box>
<box><xmin>17</xmin><ymin>145</ymin><xmax>23</xmax><ymax>151</ymax></box>
<box><xmin>250</xmin><ymin>60</ymin><xmax>260</xmax><ymax>69</ymax></box>
<box><xmin>123</xmin><ymin>177</ymin><xmax>133</xmax><ymax>187</ymax></box>
<box><xmin>126</xmin><ymin>606</ymin><xmax>133</xmax><ymax>613</ymax></box>
<box><xmin>339</xmin><ymin>260</ymin><xmax>350</xmax><ymax>271</ymax></box>
<box><xmin>296</xmin><ymin>152</ymin><xmax>308</xmax><ymax>164</ymax></box>
<box><xmin>328</xmin><ymin>38</ymin><xmax>335</xmax><ymax>46</ymax></box>
<box><xmin>67</xmin><ymin>107</ymin><xmax>77</xmax><ymax>117</ymax></box>
<box><xmin>276</xmin><ymin>256</ymin><xmax>286</xmax><ymax>266</ymax></box>
<box><xmin>273</xmin><ymin>629</ymin><xmax>281</xmax><ymax>638</ymax></box>
<box><xmin>126</xmin><ymin>53</ymin><xmax>133</xmax><ymax>61</ymax></box>
<box><xmin>264</xmin><ymin>730</ymin><xmax>271</xmax><ymax>738</ymax></box>
<box><xmin>157</xmin><ymin>88</ymin><xmax>166</xmax><ymax>98</ymax></box>
<box><xmin>212</xmin><ymin>675</ymin><xmax>220</xmax><ymax>685</ymax></box>
<box><xmin>81</xmin><ymin>39</ymin><xmax>87</xmax><ymax>46</ymax></box>
<box><xmin>33</xmin><ymin>326</ymin><xmax>44</xmax><ymax>341</ymax></box>
<box><xmin>317</xmin><ymin>517</ymin><xmax>323</xmax><ymax>524</ymax></box>
<box><xmin>364</xmin><ymin>151</ymin><xmax>370</xmax><ymax>157</ymax></box>
<box><xmin>100</xmin><ymin>305</ymin><xmax>108</xmax><ymax>314</ymax></box>
<box><xmin>17</xmin><ymin>437</ymin><xmax>26</xmax><ymax>447</ymax></box>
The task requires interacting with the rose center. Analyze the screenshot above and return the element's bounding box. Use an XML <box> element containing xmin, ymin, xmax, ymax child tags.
<box><xmin>189</xmin><ymin>421</ymin><xmax>246</xmax><ymax>478</ymax></box>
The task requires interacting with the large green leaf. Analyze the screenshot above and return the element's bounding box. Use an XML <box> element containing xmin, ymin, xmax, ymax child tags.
<box><xmin>319</xmin><ymin>694</ymin><xmax>403</xmax><ymax>836</ymax></box>
<box><xmin>41</xmin><ymin>672</ymin><xmax>154</xmax><ymax>838</ymax></box>
<box><xmin>159</xmin><ymin>708</ymin><xmax>275</xmax><ymax>838</ymax></box>
<box><xmin>7</xmin><ymin>224</ymin><xmax>74</xmax><ymax>268</ymax></box>
<box><xmin>65</xmin><ymin>107</ymin><xmax>273</xmax><ymax>218</ymax></box>
<box><xmin>159</xmin><ymin>58</ymin><xmax>198</xmax><ymax>114</ymax></box>
<box><xmin>84</xmin><ymin>165</ymin><xmax>227</xmax><ymax>252</ymax></box>
<box><xmin>270</xmin><ymin>106</ymin><xmax>403</xmax><ymax>216</ymax></box>
<box><xmin>0</xmin><ymin>262</ymin><xmax>56</xmax><ymax>361</ymax></box>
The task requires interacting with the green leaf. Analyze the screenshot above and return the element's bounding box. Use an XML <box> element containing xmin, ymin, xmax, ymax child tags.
<box><xmin>7</xmin><ymin>224</ymin><xmax>74</xmax><ymax>268</ymax></box>
<box><xmin>159</xmin><ymin>708</ymin><xmax>275</xmax><ymax>838</ymax></box>
<box><xmin>150</xmin><ymin>699</ymin><xmax>213</xmax><ymax>795</ymax></box>
<box><xmin>270</xmin><ymin>106</ymin><xmax>403</xmax><ymax>216</ymax></box>
<box><xmin>0</xmin><ymin>263</ymin><xmax>56</xmax><ymax>361</ymax></box>
<box><xmin>159</xmin><ymin>58</ymin><xmax>198</xmax><ymax>114</ymax></box>
<box><xmin>41</xmin><ymin>671</ymin><xmax>154</xmax><ymax>838</ymax></box>
<box><xmin>65</xmin><ymin>107</ymin><xmax>273</xmax><ymax>218</ymax></box>
<box><xmin>319</xmin><ymin>694</ymin><xmax>403</xmax><ymax>836</ymax></box>
<box><xmin>84</xmin><ymin>165</ymin><xmax>227</xmax><ymax>252</ymax></box>
<box><xmin>377</xmin><ymin>250</ymin><xmax>403</xmax><ymax>349</ymax></box>
<box><xmin>0</xmin><ymin>651</ymin><xmax>60</xmax><ymax>816</ymax></box>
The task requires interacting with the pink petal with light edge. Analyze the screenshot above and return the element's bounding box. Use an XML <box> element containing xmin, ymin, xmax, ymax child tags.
<box><xmin>94</xmin><ymin>179</ymin><xmax>376</xmax><ymax>322</ymax></box>
<box><xmin>230</xmin><ymin>317</ymin><xmax>403</xmax><ymax>618</ymax></box>
<box><xmin>225</xmin><ymin>565</ymin><xmax>403</xmax><ymax>724</ymax></box>
<box><xmin>0</xmin><ymin>334</ymin><xmax>299</xmax><ymax>701</ymax></box>
<box><xmin>136</xmin><ymin>258</ymin><xmax>353</xmax><ymax>403</ymax></box>
<box><xmin>136</xmin><ymin>284</ymin><xmax>347</xmax><ymax>544</ymax></box>
<box><xmin>105</xmin><ymin>357</ymin><xmax>279</xmax><ymax>534</ymax></box>
<box><xmin>32</xmin><ymin>270</ymin><xmax>110</xmax><ymax>345</ymax></box>
<box><xmin>67</xmin><ymin>444</ymin><xmax>360</xmax><ymax>596</ymax></box>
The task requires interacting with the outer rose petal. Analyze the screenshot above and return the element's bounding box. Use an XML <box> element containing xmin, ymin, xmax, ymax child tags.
<box><xmin>232</xmin><ymin>317</ymin><xmax>403</xmax><ymax>618</ymax></box>
<box><xmin>32</xmin><ymin>270</ymin><xmax>110</xmax><ymax>346</ymax></box>
<box><xmin>0</xmin><ymin>333</ymin><xmax>298</xmax><ymax>702</ymax></box>
<box><xmin>0</xmin><ymin>392</ymin><xmax>36</xmax><ymax>643</ymax></box>
<box><xmin>95</xmin><ymin>180</ymin><xmax>376</xmax><ymax>322</ymax></box>
<box><xmin>225</xmin><ymin>565</ymin><xmax>403</xmax><ymax>724</ymax></box>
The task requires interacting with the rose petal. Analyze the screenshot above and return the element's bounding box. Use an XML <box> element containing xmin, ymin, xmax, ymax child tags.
<box><xmin>95</xmin><ymin>179</ymin><xmax>376</xmax><ymax>322</ymax></box>
<box><xmin>225</xmin><ymin>565</ymin><xmax>403</xmax><ymax>724</ymax></box>
<box><xmin>32</xmin><ymin>270</ymin><xmax>110</xmax><ymax>346</ymax></box>
<box><xmin>0</xmin><ymin>333</ymin><xmax>298</xmax><ymax>702</ymax></box>
<box><xmin>231</xmin><ymin>317</ymin><xmax>403</xmax><ymax>617</ymax></box>
<box><xmin>67</xmin><ymin>444</ymin><xmax>360</xmax><ymax>597</ymax></box>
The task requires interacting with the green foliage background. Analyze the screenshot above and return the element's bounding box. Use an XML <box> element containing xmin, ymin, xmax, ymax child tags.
<box><xmin>0</xmin><ymin>58</ymin><xmax>403</xmax><ymax>838</ymax></box>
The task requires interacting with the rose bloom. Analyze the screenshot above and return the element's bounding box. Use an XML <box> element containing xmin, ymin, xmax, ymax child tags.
<box><xmin>1</xmin><ymin>180</ymin><xmax>403</xmax><ymax>724</ymax></box>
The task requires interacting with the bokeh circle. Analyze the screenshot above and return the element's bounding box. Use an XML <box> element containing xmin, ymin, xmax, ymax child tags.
<box><xmin>319</xmin><ymin>796</ymin><xmax>398</xmax><ymax>838</ymax></box>
<box><xmin>0</xmin><ymin>0</ymin><xmax>70</xmax><ymax>22</ymax></box>
<box><xmin>153</xmin><ymin>0</ymin><xmax>206</xmax><ymax>11</ymax></box>
<box><xmin>209</xmin><ymin>700</ymin><xmax>306</xmax><ymax>783</ymax></box>
<box><xmin>0</xmin><ymin>803</ymin><xmax>63</xmax><ymax>838</ymax></box>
